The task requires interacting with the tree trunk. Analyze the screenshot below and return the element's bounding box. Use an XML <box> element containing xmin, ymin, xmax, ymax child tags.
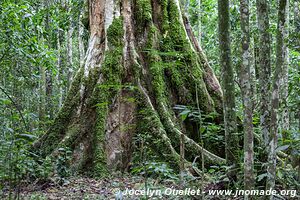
<box><xmin>266</xmin><ymin>0</ymin><xmax>289</xmax><ymax>193</ymax></box>
<box><xmin>279</xmin><ymin>0</ymin><xmax>289</xmax><ymax>134</ymax></box>
<box><xmin>33</xmin><ymin>0</ymin><xmax>224</xmax><ymax>175</ymax></box>
<box><xmin>44</xmin><ymin>0</ymin><xmax>53</xmax><ymax>119</ymax></box>
<box><xmin>66</xmin><ymin>0</ymin><xmax>74</xmax><ymax>88</ymax></box>
<box><xmin>256</xmin><ymin>0</ymin><xmax>271</xmax><ymax>147</ymax></box>
<box><xmin>218</xmin><ymin>0</ymin><xmax>238</xmax><ymax>165</ymax></box>
<box><xmin>39</xmin><ymin>66</ymin><xmax>46</xmax><ymax>123</ymax></box>
<box><xmin>196</xmin><ymin>0</ymin><xmax>201</xmax><ymax>46</ymax></box>
<box><xmin>239</xmin><ymin>0</ymin><xmax>254</xmax><ymax>194</ymax></box>
<box><xmin>56</xmin><ymin>28</ymin><xmax>64</xmax><ymax>108</ymax></box>
<box><xmin>78</xmin><ymin>9</ymin><xmax>85</xmax><ymax>68</ymax></box>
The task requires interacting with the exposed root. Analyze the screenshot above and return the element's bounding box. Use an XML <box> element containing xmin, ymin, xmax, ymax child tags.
<box><xmin>138</xmin><ymin>81</ymin><xmax>200</xmax><ymax>173</ymax></box>
<box><xmin>138</xmin><ymin>80</ymin><xmax>224</xmax><ymax>172</ymax></box>
<box><xmin>138</xmin><ymin>81</ymin><xmax>182</xmax><ymax>162</ymax></box>
<box><xmin>159</xmin><ymin>102</ymin><xmax>226</xmax><ymax>165</ymax></box>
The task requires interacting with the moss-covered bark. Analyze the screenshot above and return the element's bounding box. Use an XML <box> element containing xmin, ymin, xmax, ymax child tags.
<box><xmin>33</xmin><ymin>0</ymin><xmax>225</xmax><ymax>176</ymax></box>
<box><xmin>218</xmin><ymin>0</ymin><xmax>239</xmax><ymax>165</ymax></box>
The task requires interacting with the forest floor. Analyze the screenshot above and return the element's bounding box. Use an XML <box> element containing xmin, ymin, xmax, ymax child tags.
<box><xmin>0</xmin><ymin>175</ymin><xmax>235</xmax><ymax>200</ymax></box>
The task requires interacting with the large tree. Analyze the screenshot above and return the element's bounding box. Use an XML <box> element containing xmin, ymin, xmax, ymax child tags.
<box><xmin>33</xmin><ymin>0</ymin><xmax>225</xmax><ymax>175</ymax></box>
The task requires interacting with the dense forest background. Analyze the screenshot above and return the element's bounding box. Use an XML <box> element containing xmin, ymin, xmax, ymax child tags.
<box><xmin>0</xmin><ymin>0</ymin><xmax>299</xmax><ymax>199</ymax></box>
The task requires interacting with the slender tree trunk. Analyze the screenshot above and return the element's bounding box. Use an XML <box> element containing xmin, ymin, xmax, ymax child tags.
<box><xmin>78</xmin><ymin>10</ymin><xmax>85</xmax><ymax>68</ymax></box>
<box><xmin>256</xmin><ymin>0</ymin><xmax>271</xmax><ymax>147</ymax></box>
<box><xmin>218</xmin><ymin>0</ymin><xmax>238</xmax><ymax>165</ymax></box>
<box><xmin>197</xmin><ymin>0</ymin><xmax>201</xmax><ymax>46</ymax></box>
<box><xmin>45</xmin><ymin>70</ymin><xmax>53</xmax><ymax>119</ymax></box>
<box><xmin>292</xmin><ymin>0</ymin><xmax>300</xmax><ymax>184</ymax></box>
<box><xmin>294</xmin><ymin>0</ymin><xmax>300</xmax><ymax>36</ymax></box>
<box><xmin>266</xmin><ymin>0</ymin><xmax>289</xmax><ymax>194</ymax></box>
<box><xmin>240</xmin><ymin>0</ymin><xmax>254</xmax><ymax>194</ymax></box>
<box><xmin>35</xmin><ymin>3</ymin><xmax>45</xmax><ymax>124</ymax></box>
<box><xmin>39</xmin><ymin>66</ymin><xmax>46</xmax><ymax>123</ymax></box>
<box><xmin>44</xmin><ymin>0</ymin><xmax>53</xmax><ymax>119</ymax></box>
<box><xmin>296</xmin><ymin>3</ymin><xmax>299</xmax><ymax>137</ymax></box>
<box><xmin>280</xmin><ymin>0</ymin><xmax>289</xmax><ymax>134</ymax></box>
<box><xmin>294</xmin><ymin>1</ymin><xmax>300</xmax><ymax>133</ymax></box>
<box><xmin>66</xmin><ymin>28</ymin><xmax>74</xmax><ymax>84</ymax></box>
<box><xmin>56</xmin><ymin>29</ymin><xmax>64</xmax><ymax>108</ymax></box>
<box><xmin>253</xmin><ymin>34</ymin><xmax>260</xmax><ymax>102</ymax></box>
<box><xmin>66</xmin><ymin>1</ymin><xmax>74</xmax><ymax>87</ymax></box>
<box><xmin>33</xmin><ymin>0</ymin><xmax>224</xmax><ymax>175</ymax></box>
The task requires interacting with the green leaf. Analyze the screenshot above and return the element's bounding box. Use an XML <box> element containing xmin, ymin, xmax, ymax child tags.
<box><xmin>0</xmin><ymin>98</ymin><xmax>11</xmax><ymax>105</ymax></box>
<box><xmin>277</xmin><ymin>170</ymin><xmax>283</xmax><ymax>179</ymax></box>
<box><xmin>94</xmin><ymin>102</ymin><xmax>109</xmax><ymax>108</ymax></box>
<box><xmin>291</xmin><ymin>50</ymin><xmax>300</xmax><ymax>57</ymax></box>
<box><xmin>200</xmin><ymin>127</ymin><xmax>206</xmax><ymax>134</ymax></box>
<box><xmin>179</xmin><ymin>110</ymin><xmax>190</xmax><ymax>121</ymax></box>
<box><xmin>257</xmin><ymin>173</ymin><xmax>268</xmax><ymax>182</ymax></box>
<box><xmin>276</xmin><ymin>145</ymin><xmax>290</xmax><ymax>152</ymax></box>
<box><xmin>15</xmin><ymin>133</ymin><xmax>37</xmax><ymax>141</ymax></box>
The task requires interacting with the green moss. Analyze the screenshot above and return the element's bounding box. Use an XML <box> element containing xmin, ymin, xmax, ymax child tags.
<box><xmin>91</xmin><ymin>17</ymin><xmax>125</xmax><ymax>177</ymax></box>
<box><xmin>107</xmin><ymin>17</ymin><xmax>124</xmax><ymax>47</ymax></box>
<box><xmin>136</xmin><ymin>106</ymin><xmax>168</xmax><ymax>157</ymax></box>
<box><xmin>136</xmin><ymin>0</ymin><xmax>152</xmax><ymax>24</ymax></box>
<box><xmin>102</xmin><ymin>49</ymin><xmax>123</xmax><ymax>84</ymax></box>
<box><xmin>148</xmin><ymin>0</ymin><xmax>213</xmax><ymax>111</ymax></box>
<box><xmin>93</xmin><ymin>99</ymin><xmax>109</xmax><ymax>177</ymax></box>
<box><xmin>161</xmin><ymin>0</ymin><xmax>170</xmax><ymax>33</ymax></box>
<box><xmin>135</xmin><ymin>92</ymin><xmax>181</xmax><ymax>168</ymax></box>
<box><xmin>146</xmin><ymin>24</ymin><xmax>159</xmax><ymax>49</ymax></box>
<box><xmin>149</xmin><ymin>60</ymin><xmax>165</xmax><ymax>102</ymax></box>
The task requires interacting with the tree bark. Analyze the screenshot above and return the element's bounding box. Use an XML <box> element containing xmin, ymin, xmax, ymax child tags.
<box><xmin>279</xmin><ymin>0</ymin><xmax>289</xmax><ymax>134</ymax></box>
<box><xmin>66</xmin><ymin>0</ymin><xmax>74</xmax><ymax>88</ymax></box>
<box><xmin>267</xmin><ymin>0</ymin><xmax>289</xmax><ymax>194</ymax></box>
<box><xmin>39</xmin><ymin>66</ymin><xmax>46</xmax><ymax>123</ymax></box>
<box><xmin>56</xmin><ymin>28</ymin><xmax>64</xmax><ymax>108</ymax></box>
<box><xmin>256</xmin><ymin>0</ymin><xmax>271</xmax><ymax>147</ymax></box>
<box><xmin>44</xmin><ymin>0</ymin><xmax>53</xmax><ymax>119</ymax></box>
<box><xmin>78</xmin><ymin>10</ymin><xmax>85</xmax><ymax>68</ymax></box>
<box><xmin>218</xmin><ymin>0</ymin><xmax>238</xmax><ymax>165</ymax></box>
<box><xmin>33</xmin><ymin>0</ymin><xmax>224</xmax><ymax>175</ymax></box>
<box><xmin>196</xmin><ymin>0</ymin><xmax>201</xmax><ymax>46</ymax></box>
<box><xmin>239</xmin><ymin>0</ymin><xmax>254</xmax><ymax>194</ymax></box>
